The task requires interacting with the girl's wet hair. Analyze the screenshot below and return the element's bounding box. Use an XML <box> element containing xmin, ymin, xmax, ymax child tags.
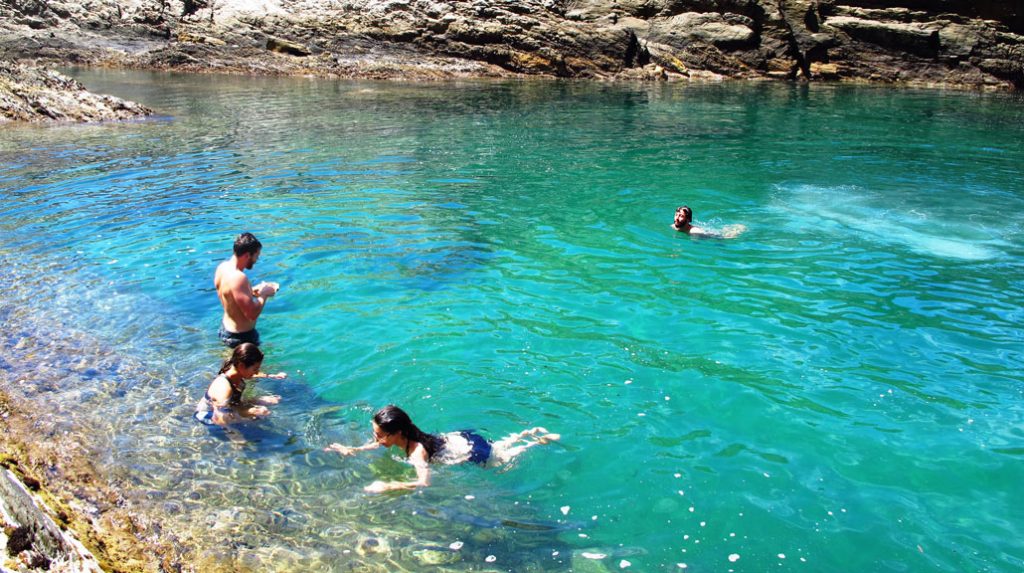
<box><xmin>219</xmin><ymin>342</ymin><xmax>264</xmax><ymax>374</ymax></box>
<box><xmin>373</xmin><ymin>405</ymin><xmax>444</xmax><ymax>458</ymax></box>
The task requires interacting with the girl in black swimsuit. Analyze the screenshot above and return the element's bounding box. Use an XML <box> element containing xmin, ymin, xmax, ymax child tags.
<box><xmin>194</xmin><ymin>343</ymin><xmax>285</xmax><ymax>425</ymax></box>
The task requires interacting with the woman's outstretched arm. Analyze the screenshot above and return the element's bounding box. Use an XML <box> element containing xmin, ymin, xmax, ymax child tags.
<box><xmin>324</xmin><ymin>441</ymin><xmax>380</xmax><ymax>456</ymax></box>
<box><xmin>364</xmin><ymin>444</ymin><xmax>431</xmax><ymax>492</ymax></box>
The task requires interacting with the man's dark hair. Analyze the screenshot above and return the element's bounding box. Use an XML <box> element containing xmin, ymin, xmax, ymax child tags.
<box><xmin>233</xmin><ymin>232</ymin><xmax>262</xmax><ymax>257</ymax></box>
<box><xmin>677</xmin><ymin>206</ymin><xmax>692</xmax><ymax>223</ymax></box>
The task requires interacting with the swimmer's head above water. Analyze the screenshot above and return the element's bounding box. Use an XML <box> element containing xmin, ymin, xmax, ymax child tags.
<box><xmin>373</xmin><ymin>405</ymin><xmax>443</xmax><ymax>457</ymax></box>
<box><xmin>218</xmin><ymin>342</ymin><xmax>264</xmax><ymax>376</ymax></box>
<box><xmin>674</xmin><ymin>205</ymin><xmax>693</xmax><ymax>229</ymax></box>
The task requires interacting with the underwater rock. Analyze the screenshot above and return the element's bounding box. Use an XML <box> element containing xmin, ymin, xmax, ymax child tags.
<box><xmin>356</xmin><ymin>535</ymin><xmax>391</xmax><ymax>557</ymax></box>
<box><xmin>412</xmin><ymin>545</ymin><xmax>463</xmax><ymax>566</ymax></box>
<box><xmin>572</xmin><ymin>549</ymin><xmax>615</xmax><ymax>573</ymax></box>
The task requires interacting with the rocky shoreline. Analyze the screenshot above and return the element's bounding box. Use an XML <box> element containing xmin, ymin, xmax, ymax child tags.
<box><xmin>0</xmin><ymin>60</ymin><xmax>152</xmax><ymax>123</ymax></box>
<box><xmin>0</xmin><ymin>390</ymin><xmax>185</xmax><ymax>572</ymax></box>
<box><xmin>1</xmin><ymin>1</ymin><xmax>1023</xmax><ymax>121</ymax></box>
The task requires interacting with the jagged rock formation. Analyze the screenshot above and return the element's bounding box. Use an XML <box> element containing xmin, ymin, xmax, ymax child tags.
<box><xmin>0</xmin><ymin>60</ymin><xmax>152</xmax><ymax>122</ymax></box>
<box><xmin>0</xmin><ymin>0</ymin><xmax>1021</xmax><ymax>89</ymax></box>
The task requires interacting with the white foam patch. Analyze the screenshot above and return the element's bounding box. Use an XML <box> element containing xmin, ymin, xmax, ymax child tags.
<box><xmin>773</xmin><ymin>184</ymin><xmax>1003</xmax><ymax>261</ymax></box>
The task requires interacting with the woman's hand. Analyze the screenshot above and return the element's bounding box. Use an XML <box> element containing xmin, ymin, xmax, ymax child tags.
<box><xmin>364</xmin><ymin>480</ymin><xmax>423</xmax><ymax>493</ymax></box>
<box><xmin>324</xmin><ymin>443</ymin><xmax>355</xmax><ymax>456</ymax></box>
<box><xmin>256</xmin><ymin>395</ymin><xmax>281</xmax><ymax>405</ymax></box>
<box><xmin>364</xmin><ymin>480</ymin><xmax>392</xmax><ymax>493</ymax></box>
<box><xmin>246</xmin><ymin>405</ymin><xmax>271</xmax><ymax>417</ymax></box>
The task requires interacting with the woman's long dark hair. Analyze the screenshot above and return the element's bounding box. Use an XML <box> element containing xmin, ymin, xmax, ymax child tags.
<box><xmin>373</xmin><ymin>405</ymin><xmax>444</xmax><ymax>458</ymax></box>
<box><xmin>218</xmin><ymin>343</ymin><xmax>264</xmax><ymax>375</ymax></box>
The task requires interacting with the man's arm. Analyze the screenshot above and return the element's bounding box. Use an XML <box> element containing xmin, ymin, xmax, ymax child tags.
<box><xmin>230</xmin><ymin>275</ymin><xmax>267</xmax><ymax>322</ymax></box>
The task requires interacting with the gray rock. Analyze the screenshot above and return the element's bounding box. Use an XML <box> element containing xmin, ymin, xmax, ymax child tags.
<box><xmin>266</xmin><ymin>36</ymin><xmax>311</xmax><ymax>56</ymax></box>
<box><xmin>0</xmin><ymin>469</ymin><xmax>104</xmax><ymax>572</ymax></box>
<box><xmin>826</xmin><ymin>16</ymin><xmax>940</xmax><ymax>58</ymax></box>
<box><xmin>646</xmin><ymin>12</ymin><xmax>757</xmax><ymax>49</ymax></box>
<box><xmin>0</xmin><ymin>60</ymin><xmax>154</xmax><ymax>123</ymax></box>
<box><xmin>412</xmin><ymin>546</ymin><xmax>462</xmax><ymax>566</ymax></box>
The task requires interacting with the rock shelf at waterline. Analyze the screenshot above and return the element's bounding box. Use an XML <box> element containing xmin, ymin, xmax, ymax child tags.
<box><xmin>0</xmin><ymin>0</ymin><xmax>1022</xmax><ymax>91</ymax></box>
<box><xmin>0</xmin><ymin>61</ymin><xmax>152</xmax><ymax>123</ymax></box>
<box><xmin>0</xmin><ymin>390</ymin><xmax>183</xmax><ymax>572</ymax></box>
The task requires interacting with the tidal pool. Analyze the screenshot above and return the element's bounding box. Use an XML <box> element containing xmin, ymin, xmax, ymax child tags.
<box><xmin>1</xmin><ymin>70</ymin><xmax>1022</xmax><ymax>572</ymax></box>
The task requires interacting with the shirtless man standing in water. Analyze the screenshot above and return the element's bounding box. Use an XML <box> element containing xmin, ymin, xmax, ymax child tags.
<box><xmin>215</xmin><ymin>232</ymin><xmax>279</xmax><ymax>348</ymax></box>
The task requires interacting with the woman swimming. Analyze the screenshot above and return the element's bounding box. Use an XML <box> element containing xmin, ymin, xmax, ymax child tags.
<box><xmin>194</xmin><ymin>342</ymin><xmax>285</xmax><ymax>426</ymax></box>
<box><xmin>325</xmin><ymin>405</ymin><xmax>559</xmax><ymax>492</ymax></box>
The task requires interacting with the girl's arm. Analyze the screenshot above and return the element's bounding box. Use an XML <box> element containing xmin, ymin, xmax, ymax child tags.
<box><xmin>240</xmin><ymin>404</ymin><xmax>271</xmax><ymax>418</ymax></box>
<box><xmin>324</xmin><ymin>441</ymin><xmax>380</xmax><ymax>456</ymax></box>
<box><xmin>210</xmin><ymin>405</ymin><xmax>234</xmax><ymax>425</ymax></box>
<box><xmin>364</xmin><ymin>444</ymin><xmax>431</xmax><ymax>493</ymax></box>
<box><xmin>248</xmin><ymin>374</ymin><xmax>284</xmax><ymax>405</ymax></box>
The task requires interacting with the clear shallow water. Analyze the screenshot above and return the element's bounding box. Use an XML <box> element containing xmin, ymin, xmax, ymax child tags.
<box><xmin>1</xmin><ymin>70</ymin><xmax>1023</xmax><ymax>572</ymax></box>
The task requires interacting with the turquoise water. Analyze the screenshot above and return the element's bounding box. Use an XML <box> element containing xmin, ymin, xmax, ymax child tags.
<box><xmin>2</xmin><ymin>70</ymin><xmax>1023</xmax><ymax>572</ymax></box>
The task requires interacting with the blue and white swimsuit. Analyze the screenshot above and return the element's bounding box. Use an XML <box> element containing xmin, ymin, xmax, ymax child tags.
<box><xmin>432</xmin><ymin>431</ymin><xmax>493</xmax><ymax>465</ymax></box>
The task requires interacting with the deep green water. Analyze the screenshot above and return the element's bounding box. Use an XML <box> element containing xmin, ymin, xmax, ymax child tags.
<box><xmin>1</xmin><ymin>70</ymin><xmax>1022</xmax><ymax>572</ymax></box>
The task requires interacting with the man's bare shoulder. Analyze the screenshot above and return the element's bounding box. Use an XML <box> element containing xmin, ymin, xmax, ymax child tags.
<box><xmin>215</xmin><ymin>261</ymin><xmax>248</xmax><ymax>290</ymax></box>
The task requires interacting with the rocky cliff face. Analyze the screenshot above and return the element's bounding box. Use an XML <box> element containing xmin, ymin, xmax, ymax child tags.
<box><xmin>0</xmin><ymin>0</ymin><xmax>1021</xmax><ymax>89</ymax></box>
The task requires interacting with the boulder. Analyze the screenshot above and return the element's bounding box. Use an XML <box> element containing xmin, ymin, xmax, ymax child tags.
<box><xmin>266</xmin><ymin>36</ymin><xmax>311</xmax><ymax>56</ymax></box>
<box><xmin>650</xmin><ymin>12</ymin><xmax>757</xmax><ymax>49</ymax></box>
<box><xmin>809</xmin><ymin>61</ymin><xmax>839</xmax><ymax>78</ymax></box>
<box><xmin>825</xmin><ymin>16</ymin><xmax>940</xmax><ymax>58</ymax></box>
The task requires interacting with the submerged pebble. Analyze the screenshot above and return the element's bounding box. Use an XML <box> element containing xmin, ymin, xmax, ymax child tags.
<box><xmin>356</xmin><ymin>536</ymin><xmax>390</xmax><ymax>556</ymax></box>
<box><xmin>412</xmin><ymin>547</ymin><xmax>462</xmax><ymax>566</ymax></box>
